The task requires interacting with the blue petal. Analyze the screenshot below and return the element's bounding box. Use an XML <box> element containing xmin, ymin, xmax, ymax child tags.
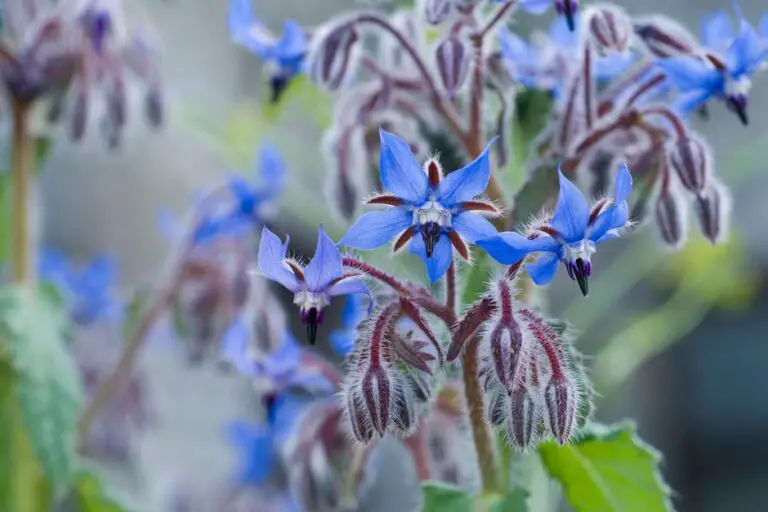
<box><xmin>409</xmin><ymin>235</ymin><xmax>453</xmax><ymax>281</ymax></box>
<box><xmin>257</xmin><ymin>143</ymin><xmax>286</xmax><ymax>195</ymax></box>
<box><xmin>228</xmin><ymin>0</ymin><xmax>274</xmax><ymax>60</ymax></box>
<box><xmin>518</xmin><ymin>0</ymin><xmax>551</xmax><ymax>15</ymax></box>
<box><xmin>672</xmin><ymin>88</ymin><xmax>716</xmax><ymax>117</ymax></box>
<box><xmin>527</xmin><ymin>252</ymin><xmax>561</xmax><ymax>285</ymax></box>
<box><xmin>304</xmin><ymin>226</ymin><xmax>343</xmax><ymax>292</ymax></box>
<box><xmin>338</xmin><ymin>207</ymin><xmax>413</xmax><ymax>250</ymax></box>
<box><xmin>613</xmin><ymin>163</ymin><xmax>633</xmax><ymax>204</ymax></box>
<box><xmin>225</xmin><ymin>421</ymin><xmax>274</xmax><ymax>486</ymax></box>
<box><xmin>760</xmin><ymin>12</ymin><xmax>768</xmax><ymax>38</ymax></box>
<box><xmin>276</xmin><ymin>20</ymin><xmax>307</xmax><ymax>60</ymax></box>
<box><xmin>221</xmin><ymin>317</ymin><xmax>254</xmax><ymax>376</ymax></box>
<box><xmin>341</xmin><ymin>295</ymin><xmax>366</xmax><ymax>329</ymax></box>
<box><xmin>701</xmin><ymin>10</ymin><xmax>735</xmax><ymax>50</ymax></box>
<box><xmin>727</xmin><ymin>17</ymin><xmax>765</xmax><ymax>74</ymax></box>
<box><xmin>498</xmin><ymin>27</ymin><xmax>532</xmax><ymax>64</ymax></box>
<box><xmin>327</xmin><ymin>276</ymin><xmax>371</xmax><ymax>308</ymax></box>
<box><xmin>378</xmin><ymin>129</ymin><xmax>429</xmax><ymax>203</ymax></box>
<box><xmin>257</xmin><ymin>227</ymin><xmax>300</xmax><ymax>292</ymax></box>
<box><xmin>588</xmin><ymin>164</ymin><xmax>633</xmax><ymax>242</ymax></box>
<box><xmin>330</xmin><ymin>329</ymin><xmax>356</xmax><ymax>357</ymax></box>
<box><xmin>654</xmin><ymin>57</ymin><xmax>720</xmax><ymax>93</ymax></box>
<box><xmin>476</xmin><ymin>232</ymin><xmax>560</xmax><ymax>265</ymax></box>
<box><xmin>548</xmin><ymin>14</ymin><xmax>577</xmax><ymax>46</ymax></box>
<box><xmin>551</xmin><ymin>168</ymin><xmax>590</xmax><ymax>243</ymax></box>
<box><xmin>451</xmin><ymin>212</ymin><xmax>498</xmax><ymax>243</ymax></box>
<box><xmin>436</xmin><ymin>138</ymin><xmax>496</xmax><ymax>207</ymax></box>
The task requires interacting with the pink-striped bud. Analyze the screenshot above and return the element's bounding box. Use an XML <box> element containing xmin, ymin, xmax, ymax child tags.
<box><xmin>506</xmin><ymin>386</ymin><xmax>538</xmax><ymax>451</ymax></box>
<box><xmin>423</xmin><ymin>0</ymin><xmax>453</xmax><ymax>25</ymax></box>
<box><xmin>544</xmin><ymin>375</ymin><xmax>579</xmax><ymax>445</ymax></box>
<box><xmin>668</xmin><ymin>135</ymin><xmax>711</xmax><ymax>193</ymax></box>
<box><xmin>632</xmin><ymin>15</ymin><xmax>698</xmax><ymax>58</ymax></box>
<box><xmin>655</xmin><ymin>180</ymin><xmax>687</xmax><ymax>248</ymax></box>
<box><xmin>435</xmin><ymin>36</ymin><xmax>469</xmax><ymax>98</ymax></box>
<box><xmin>586</xmin><ymin>5</ymin><xmax>632</xmax><ymax>55</ymax></box>
<box><xmin>694</xmin><ymin>180</ymin><xmax>729</xmax><ymax>244</ymax></box>
<box><xmin>310</xmin><ymin>21</ymin><xmax>359</xmax><ymax>91</ymax></box>
<box><xmin>485</xmin><ymin>279</ymin><xmax>526</xmax><ymax>393</ymax></box>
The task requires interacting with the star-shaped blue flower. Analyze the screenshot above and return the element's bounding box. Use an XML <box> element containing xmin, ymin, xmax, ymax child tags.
<box><xmin>498</xmin><ymin>16</ymin><xmax>633</xmax><ymax>92</ymax></box>
<box><xmin>477</xmin><ymin>164</ymin><xmax>633</xmax><ymax>296</ymax></box>
<box><xmin>258</xmin><ymin>226</ymin><xmax>370</xmax><ymax>344</ymax></box>
<box><xmin>338</xmin><ymin>129</ymin><xmax>499</xmax><ymax>282</ymax></box>
<box><xmin>221</xmin><ymin>315</ymin><xmax>337</xmax><ymax>395</ymax></box>
<box><xmin>329</xmin><ymin>295</ymin><xmax>367</xmax><ymax>357</ymax></box>
<box><xmin>39</xmin><ymin>249</ymin><xmax>123</xmax><ymax>325</ymax></box>
<box><xmin>229</xmin><ymin>0</ymin><xmax>308</xmax><ymax>102</ymax></box>
<box><xmin>656</xmin><ymin>5</ymin><xmax>768</xmax><ymax>124</ymax></box>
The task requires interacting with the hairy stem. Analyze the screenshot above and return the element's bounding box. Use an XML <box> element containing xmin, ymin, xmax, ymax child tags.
<box><xmin>446</xmin><ymin>260</ymin><xmax>457</xmax><ymax>314</ymax></box>
<box><xmin>10</xmin><ymin>100</ymin><xmax>35</xmax><ymax>286</ymax></box>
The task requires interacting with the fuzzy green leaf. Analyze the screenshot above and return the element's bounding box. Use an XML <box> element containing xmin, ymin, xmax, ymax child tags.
<box><xmin>421</xmin><ymin>482</ymin><xmax>473</xmax><ymax>512</ymax></box>
<box><xmin>0</xmin><ymin>286</ymin><xmax>83</xmax><ymax>496</ymax></box>
<box><xmin>71</xmin><ymin>467</ymin><xmax>134</xmax><ymax>512</ymax></box>
<box><xmin>539</xmin><ymin>422</ymin><xmax>672</xmax><ymax>512</ymax></box>
<box><xmin>489</xmin><ymin>489</ymin><xmax>529</xmax><ymax>512</ymax></box>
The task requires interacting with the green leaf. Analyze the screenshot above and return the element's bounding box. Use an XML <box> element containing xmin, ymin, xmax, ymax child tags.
<box><xmin>71</xmin><ymin>467</ymin><xmax>134</xmax><ymax>512</ymax></box>
<box><xmin>421</xmin><ymin>482</ymin><xmax>473</xmax><ymax>512</ymax></box>
<box><xmin>0</xmin><ymin>286</ymin><xmax>83</xmax><ymax>496</ymax></box>
<box><xmin>539</xmin><ymin>422</ymin><xmax>672</xmax><ymax>512</ymax></box>
<box><xmin>489</xmin><ymin>489</ymin><xmax>529</xmax><ymax>512</ymax></box>
<box><xmin>459</xmin><ymin>249</ymin><xmax>493</xmax><ymax>307</ymax></box>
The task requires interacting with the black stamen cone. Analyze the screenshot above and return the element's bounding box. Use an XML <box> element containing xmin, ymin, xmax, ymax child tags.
<box><xmin>575</xmin><ymin>258</ymin><xmax>589</xmax><ymax>297</ymax></box>
<box><xmin>421</xmin><ymin>222</ymin><xmax>441</xmax><ymax>257</ymax></box>
<box><xmin>305</xmin><ymin>307</ymin><xmax>319</xmax><ymax>345</ymax></box>
<box><xmin>269</xmin><ymin>74</ymin><xmax>290</xmax><ymax>104</ymax></box>
<box><xmin>564</xmin><ymin>2</ymin><xmax>576</xmax><ymax>31</ymax></box>
<box><xmin>735</xmin><ymin>105</ymin><xmax>749</xmax><ymax>126</ymax></box>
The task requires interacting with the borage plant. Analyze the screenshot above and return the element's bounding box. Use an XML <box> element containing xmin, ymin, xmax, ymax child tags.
<box><xmin>221</xmin><ymin>0</ymin><xmax>768</xmax><ymax>510</ymax></box>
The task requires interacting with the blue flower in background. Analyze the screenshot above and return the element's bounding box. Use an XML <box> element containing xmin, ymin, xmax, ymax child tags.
<box><xmin>156</xmin><ymin>144</ymin><xmax>286</xmax><ymax>247</ymax></box>
<box><xmin>656</xmin><ymin>5</ymin><xmax>768</xmax><ymax>124</ymax></box>
<box><xmin>39</xmin><ymin>249</ymin><xmax>123</xmax><ymax>325</ymax></box>
<box><xmin>329</xmin><ymin>295</ymin><xmax>367</xmax><ymax>357</ymax></box>
<box><xmin>478</xmin><ymin>164</ymin><xmax>633</xmax><ymax>297</ymax></box>
<box><xmin>498</xmin><ymin>15</ymin><xmax>633</xmax><ymax>93</ymax></box>
<box><xmin>339</xmin><ymin>129</ymin><xmax>499</xmax><ymax>282</ymax></box>
<box><xmin>512</xmin><ymin>0</ymin><xmax>579</xmax><ymax>32</ymax></box>
<box><xmin>229</xmin><ymin>0</ymin><xmax>308</xmax><ymax>102</ymax></box>
<box><xmin>258</xmin><ymin>226</ymin><xmax>370</xmax><ymax>345</ymax></box>
<box><xmin>221</xmin><ymin>315</ymin><xmax>337</xmax><ymax>394</ymax></box>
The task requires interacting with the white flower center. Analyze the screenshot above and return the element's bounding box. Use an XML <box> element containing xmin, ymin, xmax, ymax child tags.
<box><xmin>565</xmin><ymin>239</ymin><xmax>596</xmax><ymax>262</ymax></box>
<box><xmin>725</xmin><ymin>75</ymin><xmax>751</xmax><ymax>96</ymax></box>
<box><xmin>293</xmin><ymin>290</ymin><xmax>330</xmax><ymax>311</ymax></box>
<box><xmin>414</xmin><ymin>200</ymin><xmax>451</xmax><ymax>227</ymax></box>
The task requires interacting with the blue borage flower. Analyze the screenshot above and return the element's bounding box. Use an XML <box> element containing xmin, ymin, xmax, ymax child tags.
<box><xmin>229</xmin><ymin>0</ymin><xmax>308</xmax><ymax>102</ymax></box>
<box><xmin>338</xmin><ymin>129</ymin><xmax>500</xmax><ymax>282</ymax></box>
<box><xmin>258</xmin><ymin>226</ymin><xmax>371</xmax><ymax>344</ymax></box>
<box><xmin>655</xmin><ymin>4</ymin><xmax>768</xmax><ymax>124</ymax></box>
<box><xmin>39</xmin><ymin>249</ymin><xmax>123</xmax><ymax>325</ymax></box>
<box><xmin>478</xmin><ymin>164</ymin><xmax>633</xmax><ymax>296</ymax></box>
<box><xmin>498</xmin><ymin>15</ymin><xmax>633</xmax><ymax>93</ymax></box>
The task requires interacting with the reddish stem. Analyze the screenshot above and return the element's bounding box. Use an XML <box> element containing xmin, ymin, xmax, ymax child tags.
<box><xmin>446</xmin><ymin>260</ymin><xmax>457</xmax><ymax>314</ymax></box>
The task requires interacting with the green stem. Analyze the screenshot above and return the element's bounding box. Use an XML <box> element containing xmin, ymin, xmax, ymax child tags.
<box><xmin>10</xmin><ymin>100</ymin><xmax>35</xmax><ymax>287</ymax></box>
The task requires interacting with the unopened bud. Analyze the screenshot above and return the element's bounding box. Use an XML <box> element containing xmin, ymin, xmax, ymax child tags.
<box><xmin>311</xmin><ymin>22</ymin><xmax>359</xmax><ymax>91</ymax></box>
<box><xmin>506</xmin><ymin>387</ymin><xmax>537</xmax><ymax>450</ymax></box>
<box><xmin>108</xmin><ymin>77</ymin><xmax>127</xmax><ymax>128</ymax></box>
<box><xmin>632</xmin><ymin>15</ymin><xmax>698</xmax><ymax>58</ymax></box>
<box><xmin>486</xmin><ymin>280</ymin><xmax>526</xmax><ymax>393</ymax></box>
<box><xmin>694</xmin><ymin>180</ymin><xmax>729</xmax><ymax>244</ymax></box>
<box><xmin>486</xmin><ymin>389</ymin><xmax>508</xmax><ymax>427</ymax></box>
<box><xmin>70</xmin><ymin>91</ymin><xmax>88</xmax><ymax>142</ymax></box>
<box><xmin>668</xmin><ymin>135</ymin><xmax>711</xmax><ymax>193</ymax></box>
<box><xmin>544</xmin><ymin>376</ymin><xmax>578</xmax><ymax>444</ymax></box>
<box><xmin>586</xmin><ymin>5</ymin><xmax>632</xmax><ymax>55</ymax></box>
<box><xmin>655</xmin><ymin>183</ymin><xmax>687</xmax><ymax>248</ymax></box>
<box><xmin>145</xmin><ymin>87</ymin><xmax>163</xmax><ymax>128</ymax></box>
<box><xmin>435</xmin><ymin>37</ymin><xmax>469</xmax><ymax>99</ymax></box>
<box><xmin>423</xmin><ymin>0</ymin><xmax>453</xmax><ymax>25</ymax></box>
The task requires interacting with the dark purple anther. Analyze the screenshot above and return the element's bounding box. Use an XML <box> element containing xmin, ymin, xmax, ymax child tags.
<box><xmin>302</xmin><ymin>307</ymin><xmax>323</xmax><ymax>345</ymax></box>
<box><xmin>420</xmin><ymin>222</ymin><xmax>441</xmax><ymax>257</ymax></box>
<box><xmin>263</xmin><ymin>392</ymin><xmax>278</xmax><ymax>423</ymax></box>
<box><xmin>726</xmin><ymin>94</ymin><xmax>748</xmax><ymax>126</ymax></box>
<box><xmin>269</xmin><ymin>73</ymin><xmax>290</xmax><ymax>103</ymax></box>
<box><xmin>555</xmin><ymin>0</ymin><xmax>579</xmax><ymax>31</ymax></box>
<box><xmin>566</xmin><ymin>258</ymin><xmax>589</xmax><ymax>296</ymax></box>
<box><xmin>88</xmin><ymin>9</ymin><xmax>113</xmax><ymax>54</ymax></box>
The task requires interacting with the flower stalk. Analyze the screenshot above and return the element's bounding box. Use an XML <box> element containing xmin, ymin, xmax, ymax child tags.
<box><xmin>10</xmin><ymin>100</ymin><xmax>35</xmax><ymax>287</ymax></box>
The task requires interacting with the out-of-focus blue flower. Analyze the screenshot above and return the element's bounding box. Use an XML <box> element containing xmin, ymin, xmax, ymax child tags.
<box><xmin>258</xmin><ymin>226</ymin><xmax>370</xmax><ymax>344</ymax></box>
<box><xmin>39</xmin><ymin>248</ymin><xmax>123</xmax><ymax>325</ymax></box>
<box><xmin>512</xmin><ymin>0</ymin><xmax>578</xmax><ymax>31</ymax></box>
<box><xmin>339</xmin><ymin>129</ymin><xmax>499</xmax><ymax>282</ymax></box>
<box><xmin>498</xmin><ymin>15</ymin><xmax>633</xmax><ymax>93</ymax></box>
<box><xmin>329</xmin><ymin>295</ymin><xmax>367</xmax><ymax>357</ymax></box>
<box><xmin>221</xmin><ymin>315</ymin><xmax>337</xmax><ymax>395</ymax></box>
<box><xmin>656</xmin><ymin>5</ymin><xmax>768</xmax><ymax>124</ymax></box>
<box><xmin>156</xmin><ymin>144</ymin><xmax>286</xmax><ymax>247</ymax></box>
<box><xmin>478</xmin><ymin>164</ymin><xmax>633</xmax><ymax>297</ymax></box>
<box><xmin>229</xmin><ymin>0</ymin><xmax>308</xmax><ymax>102</ymax></box>
<box><xmin>760</xmin><ymin>12</ymin><xmax>768</xmax><ymax>39</ymax></box>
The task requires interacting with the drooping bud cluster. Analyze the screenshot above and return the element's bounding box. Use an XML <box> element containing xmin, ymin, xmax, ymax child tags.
<box><xmin>308</xmin><ymin>20</ymin><xmax>360</xmax><ymax>91</ymax></box>
<box><xmin>342</xmin><ymin>299</ymin><xmax>443</xmax><ymax>442</ymax></box>
<box><xmin>452</xmin><ymin>279</ymin><xmax>586</xmax><ymax>449</ymax></box>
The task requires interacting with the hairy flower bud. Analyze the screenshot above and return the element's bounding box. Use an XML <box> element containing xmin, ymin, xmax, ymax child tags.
<box><xmin>310</xmin><ymin>22</ymin><xmax>359</xmax><ymax>91</ymax></box>
<box><xmin>668</xmin><ymin>135</ymin><xmax>711</xmax><ymax>193</ymax></box>
<box><xmin>655</xmin><ymin>182</ymin><xmax>687</xmax><ymax>248</ymax></box>
<box><xmin>423</xmin><ymin>0</ymin><xmax>453</xmax><ymax>25</ymax></box>
<box><xmin>586</xmin><ymin>5</ymin><xmax>632</xmax><ymax>55</ymax></box>
<box><xmin>506</xmin><ymin>386</ymin><xmax>538</xmax><ymax>450</ymax></box>
<box><xmin>632</xmin><ymin>15</ymin><xmax>698</xmax><ymax>58</ymax></box>
<box><xmin>484</xmin><ymin>280</ymin><xmax>526</xmax><ymax>393</ymax></box>
<box><xmin>435</xmin><ymin>36</ymin><xmax>469</xmax><ymax>99</ymax></box>
<box><xmin>544</xmin><ymin>375</ymin><xmax>578</xmax><ymax>444</ymax></box>
<box><xmin>694</xmin><ymin>180</ymin><xmax>729</xmax><ymax>244</ymax></box>
<box><xmin>70</xmin><ymin>89</ymin><xmax>88</xmax><ymax>142</ymax></box>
